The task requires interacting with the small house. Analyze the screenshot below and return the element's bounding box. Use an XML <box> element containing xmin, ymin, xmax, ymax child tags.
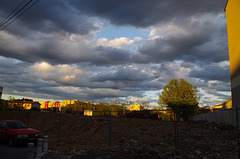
<box><xmin>22</xmin><ymin>101</ymin><xmax>40</xmax><ymax>110</ymax></box>
<box><xmin>128</xmin><ymin>104</ymin><xmax>144</xmax><ymax>111</ymax></box>
<box><xmin>84</xmin><ymin>110</ymin><xmax>93</xmax><ymax>116</ymax></box>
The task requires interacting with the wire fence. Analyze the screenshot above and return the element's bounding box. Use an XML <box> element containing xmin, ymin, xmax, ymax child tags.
<box><xmin>56</xmin><ymin>108</ymin><xmax>239</xmax><ymax>158</ymax></box>
<box><xmin>0</xmin><ymin>108</ymin><xmax>239</xmax><ymax>158</ymax></box>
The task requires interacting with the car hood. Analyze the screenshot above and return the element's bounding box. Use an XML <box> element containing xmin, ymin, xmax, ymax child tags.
<box><xmin>8</xmin><ymin>128</ymin><xmax>40</xmax><ymax>134</ymax></box>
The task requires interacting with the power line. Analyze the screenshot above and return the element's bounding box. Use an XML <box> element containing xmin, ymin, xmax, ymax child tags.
<box><xmin>0</xmin><ymin>0</ymin><xmax>40</xmax><ymax>31</ymax></box>
<box><xmin>0</xmin><ymin>0</ymin><xmax>26</xmax><ymax>26</ymax></box>
<box><xmin>0</xmin><ymin>0</ymin><xmax>33</xmax><ymax>29</ymax></box>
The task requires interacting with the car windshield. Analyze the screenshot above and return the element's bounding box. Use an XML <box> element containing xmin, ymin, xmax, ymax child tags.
<box><xmin>7</xmin><ymin>122</ymin><xmax>29</xmax><ymax>129</ymax></box>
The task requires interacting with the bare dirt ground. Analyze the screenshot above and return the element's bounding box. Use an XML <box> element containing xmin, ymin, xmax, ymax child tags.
<box><xmin>0</xmin><ymin>111</ymin><xmax>238</xmax><ymax>159</ymax></box>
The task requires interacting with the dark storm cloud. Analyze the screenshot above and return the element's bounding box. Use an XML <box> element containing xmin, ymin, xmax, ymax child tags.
<box><xmin>0</xmin><ymin>65</ymin><xmax>43</xmax><ymax>95</ymax></box>
<box><xmin>0</xmin><ymin>0</ymin><xmax>98</xmax><ymax>35</ymax></box>
<box><xmin>138</xmin><ymin>80</ymin><xmax>164</xmax><ymax>91</ymax></box>
<box><xmin>203</xmin><ymin>87</ymin><xmax>229</xmax><ymax>99</ymax></box>
<box><xmin>135</xmin><ymin>14</ymin><xmax>228</xmax><ymax>64</ymax></box>
<box><xmin>189</xmin><ymin>62</ymin><xmax>230</xmax><ymax>82</ymax></box>
<box><xmin>180</xmin><ymin>62</ymin><xmax>195</xmax><ymax>68</ymax></box>
<box><xmin>0</xmin><ymin>63</ymin><xmax>81</xmax><ymax>100</ymax></box>
<box><xmin>0</xmin><ymin>0</ymin><xmax>100</xmax><ymax>65</ymax></box>
<box><xmin>0</xmin><ymin>0</ymin><xmax>231</xmax><ymax>106</ymax></box>
<box><xmin>209</xmin><ymin>81</ymin><xmax>231</xmax><ymax>92</ymax></box>
<box><xmin>81</xmin><ymin>89</ymin><xmax>131</xmax><ymax>100</ymax></box>
<box><xmin>0</xmin><ymin>58</ymin><xmax>42</xmax><ymax>92</ymax></box>
<box><xmin>92</xmin><ymin>46</ymin><xmax>132</xmax><ymax>65</ymax></box>
<box><xmin>91</xmin><ymin>66</ymin><xmax>158</xmax><ymax>91</ymax></box>
<box><xmin>94</xmin><ymin>67</ymin><xmax>149</xmax><ymax>82</ymax></box>
<box><xmin>0</xmin><ymin>0</ymin><xmax>228</xmax><ymax>66</ymax></box>
<box><xmin>69</xmin><ymin>0</ymin><xmax>227</xmax><ymax>27</ymax></box>
<box><xmin>0</xmin><ymin>58</ymin><xmax>27</xmax><ymax>75</ymax></box>
<box><xmin>0</xmin><ymin>57</ymin><xmax>66</xmax><ymax>99</ymax></box>
<box><xmin>0</xmin><ymin>31</ymin><xmax>134</xmax><ymax>65</ymax></box>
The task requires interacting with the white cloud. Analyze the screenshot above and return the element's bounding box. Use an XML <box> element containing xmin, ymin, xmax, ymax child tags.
<box><xmin>62</xmin><ymin>75</ymin><xmax>76</xmax><ymax>83</ymax></box>
<box><xmin>96</xmin><ymin>38</ymin><xmax>108</xmax><ymax>46</ymax></box>
<box><xmin>97</xmin><ymin>37</ymin><xmax>134</xmax><ymax>48</ymax></box>
<box><xmin>58</xmin><ymin>64</ymin><xmax>83</xmax><ymax>75</ymax></box>
<box><xmin>31</xmin><ymin>62</ymin><xmax>84</xmax><ymax>84</ymax></box>
<box><xmin>130</xmin><ymin>97</ymin><xmax>152</xmax><ymax>103</ymax></box>
<box><xmin>33</xmin><ymin>62</ymin><xmax>54</xmax><ymax>72</ymax></box>
<box><xmin>149</xmin><ymin>24</ymin><xmax>186</xmax><ymax>38</ymax></box>
<box><xmin>134</xmin><ymin>37</ymin><xmax>143</xmax><ymax>41</ymax></box>
<box><xmin>219</xmin><ymin>61</ymin><xmax>230</xmax><ymax>67</ymax></box>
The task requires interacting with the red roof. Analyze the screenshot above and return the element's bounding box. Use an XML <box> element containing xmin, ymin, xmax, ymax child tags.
<box><xmin>20</xmin><ymin>101</ymin><xmax>40</xmax><ymax>104</ymax></box>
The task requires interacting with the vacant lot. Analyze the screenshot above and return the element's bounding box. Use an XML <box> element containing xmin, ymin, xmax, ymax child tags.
<box><xmin>0</xmin><ymin>111</ymin><xmax>238</xmax><ymax>159</ymax></box>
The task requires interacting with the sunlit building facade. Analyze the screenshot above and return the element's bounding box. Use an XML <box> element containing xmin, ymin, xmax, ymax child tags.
<box><xmin>22</xmin><ymin>101</ymin><xmax>40</xmax><ymax>110</ymax></box>
<box><xmin>128</xmin><ymin>104</ymin><xmax>144</xmax><ymax>111</ymax></box>
<box><xmin>64</xmin><ymin>100</ymin><xmax>77</xmax><ymax>105</ymax></box>
<box><xmin>39</xmin><ymin>100</ymin><xmax>75</xmax><ymax>110</ymax></box>
<box><xmin>225</xmin><ymin>0</ymin><xmax>240</xmax><ymax>108</ymax></box>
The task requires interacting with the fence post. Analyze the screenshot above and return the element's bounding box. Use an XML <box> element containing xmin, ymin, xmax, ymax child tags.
<box><xmin>36</xmin><ymin>138</ymin><xmax>43</xmax><ymax>159</ymax></box>
<box><xmin>44</xmin><ymin>136</ymin><xmax>48</xmax><ymax>153</ymax></box>
<box><xmin>174</xmin><ymin>106</ymin><xmax>179</xmax><ymax>158</ymax></box>
<box><xmin>108</xmin><ymin>110</ymin><xmax>112</xmax><ymax>147</ymax></box>
<box><xmin>27</xmin><ymin>143</ymin><xmax>34</xmax><ymax>159</ymax></box>
<box><xmin>236</xmin><ymin>107</ymin><xmax>240</xmax><ymax>159</ymax></box>
<box><xmin>58</xmin><ymin>111</ymin><xmax>63</xmax><ymax>145</ymax></box>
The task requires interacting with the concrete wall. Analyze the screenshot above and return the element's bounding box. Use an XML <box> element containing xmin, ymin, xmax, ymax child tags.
<box><xmin>193</xmin><ymin>109</ymin><xmax>238</xmax><ymax>127</ymax></box>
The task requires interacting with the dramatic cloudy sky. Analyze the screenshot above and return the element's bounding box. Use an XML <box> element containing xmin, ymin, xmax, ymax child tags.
<box><xmin>0</xmin><ymin>0</ymin><xmax>230</xmax><ymax>107</ymax></box>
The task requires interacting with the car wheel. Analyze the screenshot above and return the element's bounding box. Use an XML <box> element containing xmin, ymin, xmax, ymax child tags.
<box><xmin>8</xmin><ymin>137</ymin><xmax>14</xmax><ymax>147</ymax></box>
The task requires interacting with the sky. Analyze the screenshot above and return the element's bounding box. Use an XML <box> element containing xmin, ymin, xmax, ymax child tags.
<box><xmin>0</xmin><ymin>0</ymin><xmax>230</xmax><ymax>107</ymax></box>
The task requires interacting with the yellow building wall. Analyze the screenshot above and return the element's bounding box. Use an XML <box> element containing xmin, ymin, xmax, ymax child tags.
<box><xmin>48</xmin><ymin>102</ymin><xmax>53</xmax><ymax>108</ymax></box>
<box><xmin>128</xmin><ymin>104</ymin><xmax>143</xmax><ymax>111</ymax></box>
<box><xmin>225</xmin><ymin>100</ymin><xmax>232</xmax><ymax>109</ymax></box>
<box><xmin>226</xmin><ymin>0</ymin><xmax>240</xmax><ymax>79</ymax></box>
<box><xmin>23</xmin><ymin>103</ymin><xmax>31</xmax><ymax>110</ymax></box>
<box><xmin>39</xmin><ymin>102</ymin><xmax>45</xmax><ymax>109</ymax></box>
<box><xmin>213</xmin><ymin>105</ymin><xmax>222</xmax><ymax>109</ymax></box>
<box><xmin>226</xmin><ymin>0</ymin><xmax>240</xmax><ymax>107</ymax></box>
<box><xmin>64</xmin><ymin>100</ymin><xmax>77</xmax><ymax>105</ymax></box>
<box><xmin>59</xmin><ymin>102</ymin><xmax>65</xmax><ymax>107</ymax></box>
<box><xmin>39</xmin><ymin>101</ymin><xmax>65</xmax><ymax>110</ymax></box>
<box><xmin>84</xmin><ymin>110</ymin><xmax>93</xmax><ymax>116</ymax></box>
<box><xmin>213</xmin><ymin>98</ymin><xmax>232</xmax><ymax>109</ymax></box>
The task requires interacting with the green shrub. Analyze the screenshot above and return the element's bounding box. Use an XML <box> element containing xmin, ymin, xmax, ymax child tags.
<box><xmin>160</xmin><ymin>113</ymin><xmax>173</xmax><ymax>121</ymax></box>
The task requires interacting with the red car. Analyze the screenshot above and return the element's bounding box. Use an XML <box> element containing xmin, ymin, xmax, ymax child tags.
<box><xmin>0</xmin><ymin>120</ymin><xmax>41</xmax><ymax>146</ymax></box>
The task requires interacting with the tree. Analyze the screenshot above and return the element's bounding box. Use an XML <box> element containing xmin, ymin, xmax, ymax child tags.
<box><xmin>8</xmin><ymin>96</ymin><xmax>23</xmax><ymax>110</ymax></box>
<box><xmin>141</xmin><ymin>102</ymin><xmax>150</xmax><ymax>109</ymax></box>
<box><xmin>158</xmin><ymin>79</ymin><xmax>199</xmax><ymax>121</ymax></box>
